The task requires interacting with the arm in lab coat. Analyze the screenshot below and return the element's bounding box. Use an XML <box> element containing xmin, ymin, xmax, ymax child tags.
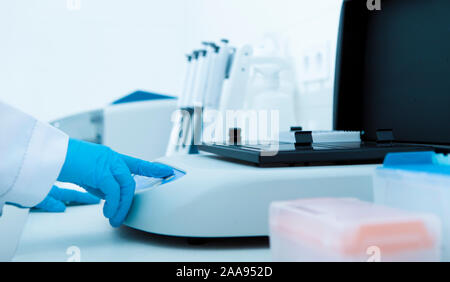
<box><xmin>0</xmin><ymin>101</ymin><xmax>68</xmax><ymax>213</ymax></box>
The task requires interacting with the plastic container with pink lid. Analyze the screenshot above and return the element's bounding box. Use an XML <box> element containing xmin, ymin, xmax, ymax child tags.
<box><xmin>269</xmin><ymin>198</ymin><xmax>441</xmax><ymax>262</ymax></box>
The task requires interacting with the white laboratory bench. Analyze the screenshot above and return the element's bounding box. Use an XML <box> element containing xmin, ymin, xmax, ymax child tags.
<box><xmin>13</xmin><ymin>203</ymin><xmax>271</xmax><ymax>262</ymax></box>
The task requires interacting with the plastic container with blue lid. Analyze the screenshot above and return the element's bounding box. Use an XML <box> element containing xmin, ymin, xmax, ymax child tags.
<box><xmin>374</xmin><ymin>151</ymin><xmax>450</xmax><ymax>261</ymax></box>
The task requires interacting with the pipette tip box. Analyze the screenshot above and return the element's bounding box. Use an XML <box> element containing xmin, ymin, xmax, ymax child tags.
<box><xmin>269</xmin><ymin>198</ymin><xmax>441</xmax><ymax>262</ymax></box>
<box><xmin>374</xmin><ymin>151</ymin><xmax>450</xmax><ymax>261</ymax></box>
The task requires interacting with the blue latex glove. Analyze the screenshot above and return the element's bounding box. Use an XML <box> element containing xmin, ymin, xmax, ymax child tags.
<box><xmin>33</xmin><ymin>185</ymin><xmax>101</xmax><ymax>212</ymax></box>
<box><xmin>57</xmin><ymin>138</ymin><xmax>174</xmax><ymax>227</ymax></box>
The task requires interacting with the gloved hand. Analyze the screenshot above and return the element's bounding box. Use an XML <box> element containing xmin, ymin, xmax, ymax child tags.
<box><xmin>33</xmin><ymin>185</ymin><xmax>101</xmax><ymax>212</ymax></box>
<box><xmin>58</xmin><ymin>138</ymin><xmax>174</xmax><ymax>227</ymax></box>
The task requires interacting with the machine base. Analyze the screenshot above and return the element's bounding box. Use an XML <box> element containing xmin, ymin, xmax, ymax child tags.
<box><xmin>124</xmin><ymin>154</ymin><xmax>377</xmax><ymax>238</ymax></box>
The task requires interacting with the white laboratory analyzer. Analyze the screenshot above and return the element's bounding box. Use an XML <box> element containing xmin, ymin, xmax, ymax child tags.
<box><xmin>52</xmin><ymin>90</ymin><xmax>177</xmax><ymax>161</ymax></box>
<box><xmin>124</xmin><ymin>0</ymin><xmax>450</xmax><ymax>239</ymax></box>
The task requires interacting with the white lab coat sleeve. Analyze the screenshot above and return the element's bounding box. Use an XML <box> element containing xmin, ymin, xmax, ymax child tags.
<box><xmin>0</xmin><ymin>101</ymin><xmax>69</xmax><ymax>209</ymax></box>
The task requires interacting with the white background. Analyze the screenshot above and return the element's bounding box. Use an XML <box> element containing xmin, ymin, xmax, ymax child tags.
<box><xmin>0</xmin><ymin>0</ymin><xmax>342</xmax><ymax>129</ymax></box>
